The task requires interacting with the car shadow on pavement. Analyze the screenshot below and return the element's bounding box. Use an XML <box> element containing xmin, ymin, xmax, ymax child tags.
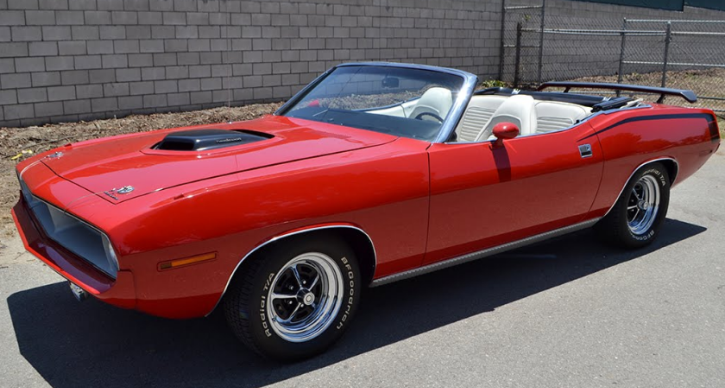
<box><xmin>7</xmin><ymin>218</ymin><xmax>705</xmax><ymax>388</ymax></box>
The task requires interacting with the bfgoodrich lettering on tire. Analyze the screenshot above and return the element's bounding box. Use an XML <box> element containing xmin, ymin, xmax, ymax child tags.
<box><xmin>224</xmin><ymin>236</ymin><xmax>361</xmax><ymax>361</ymax></box>
<box><xmin>595</xmin><ymin>162</ymin><xmax>671</xmax><ymax>249</ymax></box>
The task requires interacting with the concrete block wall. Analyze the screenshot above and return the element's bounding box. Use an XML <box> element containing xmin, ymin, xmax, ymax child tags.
<box><xmin>0</xmin><ymin>0</ymin><xmax>503</xmax><ymax>127</ymax></box>
<box><xmin>1</xmin><ymin>0</ymin><xmax>723</xmax><ymax>127</ymax></box>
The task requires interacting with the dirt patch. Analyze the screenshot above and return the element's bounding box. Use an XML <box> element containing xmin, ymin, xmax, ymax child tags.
<box><xmin>0</xmin><ymin>102</ymin><xmax>282</xmax><ymax>234</ymax></box>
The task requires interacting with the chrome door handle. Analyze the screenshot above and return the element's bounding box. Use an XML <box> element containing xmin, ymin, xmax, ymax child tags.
<box><xmin>579</xmin><ymin>144</ymin><xmax>593</xmax><ymax>158</ymax></box>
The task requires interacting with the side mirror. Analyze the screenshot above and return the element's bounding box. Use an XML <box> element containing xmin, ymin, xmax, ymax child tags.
<box><xmin>492</xmin><ymin>122</ymin><xmax>519</xmax><ymax>147</ymax></box>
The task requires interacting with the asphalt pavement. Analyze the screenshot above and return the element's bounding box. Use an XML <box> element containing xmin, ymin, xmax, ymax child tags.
<box><xmin>1</xmin><ymin>151</ymin><xmax>723</xmax><ymax>388</ymax></box>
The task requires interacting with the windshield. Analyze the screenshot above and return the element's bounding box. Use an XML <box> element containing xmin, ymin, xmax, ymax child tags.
<box><xmin>281</xmin><ymin>66</ymin><xmax>464</xmax><ymax>141</ymax></box>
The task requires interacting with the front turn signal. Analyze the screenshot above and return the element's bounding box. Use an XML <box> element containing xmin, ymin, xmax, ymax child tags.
<box><xmin>158</xmin><ymin>252</ymin><xmax>216</xmax><ymax>271</ymax></box>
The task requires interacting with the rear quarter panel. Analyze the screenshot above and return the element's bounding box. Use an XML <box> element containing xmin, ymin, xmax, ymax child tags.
<box><xmin>587</xmin><ymin>105</ymin><xmax>720</xmax><ymax>218</ymax></box>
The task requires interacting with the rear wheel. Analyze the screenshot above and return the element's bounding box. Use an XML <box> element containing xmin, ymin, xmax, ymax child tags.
<box><xmin>224</xmin><ymin>237</ymin><xmax>360</xmax><ymax>361</ymax></box>
<box><xmin>595</xmin><ymin>163</ymin><xmax>670</xmax><ymax>248</ymax></box>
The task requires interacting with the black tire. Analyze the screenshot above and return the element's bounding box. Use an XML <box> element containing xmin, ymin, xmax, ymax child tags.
<box><xmin>224</xmin><ymin>236</ymin><xmax>361</xmax><ymax>361</ymax></box>
<box><xmin>595</xmin><ymin>162</ymin><xmax>670</xmax><ymax>249</ymax></box>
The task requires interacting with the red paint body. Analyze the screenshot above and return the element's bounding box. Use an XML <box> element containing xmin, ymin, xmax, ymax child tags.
<box><xmin>12</xmin><ymin>105</ymin><xmax>720</xmax><ymax>319</ymax></box>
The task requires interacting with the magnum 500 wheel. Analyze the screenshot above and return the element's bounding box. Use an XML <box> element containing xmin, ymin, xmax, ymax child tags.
<box><xmin>224</xmin><ymin>237</ymin><xmax>360</xmax><ymax>361</ymax></box>
<box><xmin>596</xmin><ymin>162</ymin><xmax>671</xmax><ymax>248</ymax></box>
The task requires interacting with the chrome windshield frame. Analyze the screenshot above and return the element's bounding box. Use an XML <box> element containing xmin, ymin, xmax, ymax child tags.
<box><xmin>274</xmin><ymin>62</ymin><xmax>479</xmax><ymax>144</ymax></box>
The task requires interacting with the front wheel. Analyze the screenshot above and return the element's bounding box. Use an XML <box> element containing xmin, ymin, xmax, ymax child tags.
<box><xmin>595</xmin><ymin>162</ymin><xmax>670</xmax><ymax>248</ymax></box>
<box><xmin>224</xmin><ymin>237</ymin><xmax>360</xmax><ymax>361</ymax></box>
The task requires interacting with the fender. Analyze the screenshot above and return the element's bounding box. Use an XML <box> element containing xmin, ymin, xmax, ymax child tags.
<box><xmin>206</xmin><ymin>223</ymin><xmax>377</xmax><ymax>316</ymax></box>
<box><xmin>601</xmin><ymin>157</ymin><xmax>679</xmax><ymax>219</ymax></box>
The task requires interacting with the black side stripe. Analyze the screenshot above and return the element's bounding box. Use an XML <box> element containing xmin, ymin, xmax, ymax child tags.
<box><xmin>579</xmin><ymin>113</ymin><xmax>713</xmax><ymax>142</ymax></box>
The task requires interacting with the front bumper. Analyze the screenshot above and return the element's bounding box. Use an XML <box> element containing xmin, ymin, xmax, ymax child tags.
<box><xmin>12</xmin><ymin>196</ymin><xmax>136</xmax><ymax>310</ymax></box>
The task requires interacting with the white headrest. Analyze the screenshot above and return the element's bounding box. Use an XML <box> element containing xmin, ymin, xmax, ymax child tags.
<box><xmin>476</xmin><ymin>95</ymin><xmax>537</xmax><ymax>140</ymax></box>
<box><xmin>409</xmin><ymin>87</ymin><xmax>453</xmax><ymax>120</ymax></box>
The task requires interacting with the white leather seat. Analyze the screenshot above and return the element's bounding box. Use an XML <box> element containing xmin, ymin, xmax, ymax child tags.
<box><xmin>476</xmin><ymin>94</ymin><xmax>537</xmax><ymax>140</ymax></box>
<box><xmin>453</xmin><ymin>96</ymin><xmax>507</xmax><ymax>142</ymax></box>
<box><xmin>408</xmin><ymin>87</ymin><xmax>453</xmax><ymax>121</ymax></box>
<box><xmin>534</xmin><ymin>101</ymin><xmax>590</xmax><ymax>134</ymax></box>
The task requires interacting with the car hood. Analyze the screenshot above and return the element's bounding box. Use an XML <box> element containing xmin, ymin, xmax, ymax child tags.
<box><xmin>40</xmin><ymin>115</ymin><xmax>397</xmax><ymax>203</ymax></box>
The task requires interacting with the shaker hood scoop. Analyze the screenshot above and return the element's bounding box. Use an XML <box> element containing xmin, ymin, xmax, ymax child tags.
<box><xmin>40</xmin><ymin>116</ymin><xmax>397</xmax><ymax>203</ymax></box>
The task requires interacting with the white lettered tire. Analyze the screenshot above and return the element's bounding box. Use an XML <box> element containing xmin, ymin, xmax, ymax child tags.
<box><xmin>595</xmin><ymin>162</ymin><xmax>671</xmax><ymax>248</ymax></box>
<box><xmin>224</xmin><ymin>236</ymin><xmax>360</xmax><ymax>361</ymax></box>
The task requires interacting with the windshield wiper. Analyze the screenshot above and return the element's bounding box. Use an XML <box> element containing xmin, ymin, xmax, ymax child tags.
<box><xmin>312</xmin><ymin>108</ymin><xmax>329</xmax><ymax>118</ymax></box>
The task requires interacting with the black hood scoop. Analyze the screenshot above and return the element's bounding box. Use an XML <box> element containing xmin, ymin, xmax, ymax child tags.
<box><xmin>154</xmin><ymin>129</ymin><xmax>272</xmax><ymax>151</ymax></box>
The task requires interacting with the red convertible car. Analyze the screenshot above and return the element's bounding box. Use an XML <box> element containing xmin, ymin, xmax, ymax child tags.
<box><xmin>12</xmin><ymin>62</ymin><xmax>720</xmax><ymax>360</ymax></box>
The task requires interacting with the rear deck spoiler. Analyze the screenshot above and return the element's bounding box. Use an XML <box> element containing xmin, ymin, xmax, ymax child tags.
<box><xmin>536</xmin><ymin>82</ymin><xmax>697</xmax><ymax>104</ymax></box>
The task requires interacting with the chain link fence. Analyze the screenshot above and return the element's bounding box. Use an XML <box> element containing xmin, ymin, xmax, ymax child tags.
<box><xmin>500</xmin><ymin>1</ymin><xmax>725</xmax><ymax>114</ymax></box>
<box><xmin>618</xmin><ymin>19</ymin><xmax>725</xmax><ymax>111</ymax></box>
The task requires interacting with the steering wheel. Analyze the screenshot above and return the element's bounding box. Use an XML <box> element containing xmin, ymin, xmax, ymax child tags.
<box><xmin>414</xmin><ymin>111</ymin><xmax>444</xmax><ymax>123</ymax></box>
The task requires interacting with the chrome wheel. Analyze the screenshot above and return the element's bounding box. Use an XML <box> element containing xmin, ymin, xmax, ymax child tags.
<box><xmin>266</xmin><ymin>252</ymin><xmax>344</xmax><ymax>343</ymax></box>
<box><xmin>626</xmin><ymin>175</ymin><xmax>661</xmax><ymax>235</ymax></box>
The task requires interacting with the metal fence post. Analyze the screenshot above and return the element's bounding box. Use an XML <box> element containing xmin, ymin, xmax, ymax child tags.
<box><xmin>661</xmin><ymin>21</ymin><xmax>672</xmax><ymax>89</ymax></box>
<box><xmin>514</xmin><ymin>22</ymin><xmax>522</xmax><ymax>88</ymax></box>
<box><xmin>537</xmin><ymin>0</ymin><xmax>546</xmax><ymax>84</ymax></box>
<box><xmin>616</xmin><ymin>18</ymin><xmax>628</xmax><ymax>96</ymax></box>
<box><xmin>498</xmin><ymin>0</ymin><xmax>507</xmax><ymax>81</ymax></box>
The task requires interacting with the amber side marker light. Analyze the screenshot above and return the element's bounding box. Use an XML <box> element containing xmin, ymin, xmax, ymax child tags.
<box><xmin>158</xmin><ymin>252</ymin><xmax>216</xmax><ymax>271</ymax></box>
